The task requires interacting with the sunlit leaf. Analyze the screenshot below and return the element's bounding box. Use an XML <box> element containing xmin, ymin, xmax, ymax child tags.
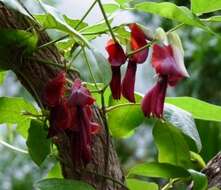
<box><xmin>103</xmin><ymin>3</ymin><xmax>120</xmax><ymax>14</ymax></box>
<box><xmin>191</xmin><ymin>0</ymin><xmax>221</xmax><ymax>14</ymax></box>
<box><xmin>126</xmin><ymin>179</ymin><xmax>158</xmax><ymax>190</ymax></box>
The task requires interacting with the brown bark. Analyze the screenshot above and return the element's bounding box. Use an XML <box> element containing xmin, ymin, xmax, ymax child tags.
<box><xmin>0</xmin><ymin>2</ymin><xmax>125</xmax><ymax>190</ymax></box>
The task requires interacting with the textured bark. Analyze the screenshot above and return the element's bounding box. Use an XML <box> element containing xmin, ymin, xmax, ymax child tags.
<box><xmin>0</xmin><ymin>2</ymin><xmax>124</xmax><ymax>190</ymax></box>
<box><xmin>202</xmin><ymin>152</ymin><xmax>221</xmax><ymax>189</ymax></box>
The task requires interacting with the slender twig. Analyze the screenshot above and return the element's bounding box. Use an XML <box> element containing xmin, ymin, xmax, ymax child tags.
<box><xmin>67</xmin><ymin>48</ymin><xmax>82</xmax><ymax>70</ymax></box>
<box><xmin>106</xmin><ymin>103</ymin><xmax>141</xmax><ymax>113</ymax></box>
<box><xmin>166</xmin><ymin>23</ymin><xmax>185</xmax><ymax>34</ymax></box>
<box><xmin>96</xmin><ymin>0</ymin><xmax>117</xmax><ymax>42</ymax></box>
<box><xmin>0</xmin><ymin>139</ymin><xmax>28</xmax><ymax>154</ymax></box>
<box><xmin>82</xmin><ymin>47</ymin><xmax>99</xmax><ymax>90</ymax></box>
<box><xmin>38</xmin><ymin>35</ymin><xmax>69</xmax><ymax>49</ymax></box>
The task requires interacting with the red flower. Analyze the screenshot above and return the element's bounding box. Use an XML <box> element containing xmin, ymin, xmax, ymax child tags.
<box><xmin>122</xmin><ymin>24</ymin><xmax>149</xmax><ymax>102</ymax></box>
<box><xmin>122</xmin><ymin>60</ymin><xmax>137</xmax><ymax>103</ymax></box>
<box><xmin>141</xmin><ymin>31</ymin><xmax>189</xmax><ymax>118</ymax></box>
<box><xmin>105</xmin><ymin>39</ymin><xmax>127</xmax><ymax>99</ymax></box>
<box><xmin>129</xmin><ymin>23</ymin><xmax>149</xmax><ymax>63</ymax></box>
<box><xmin>42</xmin><ymin>72</ymin><xmax>66</xmax><ymax>107</ymax></box>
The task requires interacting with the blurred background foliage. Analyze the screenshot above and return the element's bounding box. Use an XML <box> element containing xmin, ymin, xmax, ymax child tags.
<box><xmin>1</xmin><ymin>0</ymin><xmax>221</xmax><ymax>189</ymax></box>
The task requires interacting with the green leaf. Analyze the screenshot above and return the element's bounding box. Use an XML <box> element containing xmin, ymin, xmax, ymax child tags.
<box><xmin>191</xmin><ymin>0</ymin><xmax>221</xmax><ymax>14</ymax></box>
<box><xmin>73</xmin><ymin>48</ymin><xmax>111</xmax><ymax>86</ymax></box>
<box><xmin>26</xmin><ymin>120</ymin><xmax>51</xmax><ymax>166</ymax></box>
<box><xmin>166</xmin><ymin>97</ymin><xmax>221</xmax><ymax>122</ymax></box>
<box><xmin>0</xmin><ymin>71</ymin><xmax>6</xmax><ymax>85</ymax></box>
<box><xmin>115</xmin><ymin>0</ymin><xmax>130</xmax><ymax>6</ymax></box>
<box><xmin>34</xmin><ymin>178</ymin><xmax>95</xmax><ymax>190</ymax></box>
<box><xmin>205</xmin><ymin>16</ymin><xmax>221</xmax><ymax>22</ymax></box>
<box><xmin>0</xmin><ymin>97</ymin><xmax>38</xmax><ymax>138</ymax></box>
<box><xmin>134</xmin><ymin>2</ymin><xmax>208</xmax><ymax>30</ymax></box>
<box><xmin>153</xmin><ymin>121</ymin><xmax>191</xmax><ymax>168</ymax></box>
<box><xmin>103</xmin><ymin>3</ymin><xmax>120</xmax><ymax>14</ymax></box>
<box><xmin>107</xmin><ymin>94</ymin><xmax>145</xmax><ymax>138</ymax></box>
<box><xmin>47</xmin><ymin>163</ymin><xmax>62</xmax><ymax>179</ymax></box>
<box><xmin>128</xmin><ymin>162</ymin><xmax>190</xmax><ymax>179</ymax></box>
<box><xmin>126</xmin><ymin>179</ymin><xmax>158</xmax><ymax>190</ymax></box>
<box><xmin>188</xmin><ymin>169</ymin><xmax>208</xmax><ymax>190</ymax></box>
<box><xmin>164</xmin><ymin>103</ymin><xmax>202</xmax><ymax>152</ymax></box>
<box><xmin>0</xmin><ymin>29</ymin><xmax>38</xmax><ymax>54</ymax></box>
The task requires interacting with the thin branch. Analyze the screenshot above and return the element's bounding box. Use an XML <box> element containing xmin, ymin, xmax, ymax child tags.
<box><xmin>0</xmin><ymin>139</ymin><xmax>28</xmax><ymax>154</ymax></box>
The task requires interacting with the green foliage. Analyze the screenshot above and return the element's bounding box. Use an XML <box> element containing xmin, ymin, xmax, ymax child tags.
<box><xmin>0</xmin><ymin>71</ymin><xmax>6</xmax><ymax>85</ymax></box>
<box><xmin>191</xmin><ymin>0</ymin><xmax>221</xmax><ymax>14</ymax></box>
<box><xmin>103</xmin><ymin>3</ymin><xmax>120</xmax><ymax>14</ymax></box>
<box><xmin>153</xmin><ymin>121</ymin><xmax>191</xmax><ymax>168</ymax></box>
<box><xmin>166</xmin><ymin>97</ymin><xmax>221</xmax><ymax>122</ymax></box>
<box><xmin>128</xmin><ymin>162</ymin><xmax>190</xmax><ymax>179</ymax></box>
<box><xmin>34</xmin><ymin>178</ymin><xmax>95</xmax><ymax>190</ymax></box>
<box><xmin>188</xmin><ymin>169</ymin><xmax>208</xmax><ymax>190</ymax></box>
<box><xmin>126</xmin><ymin>179</ymin><xmax>158</xmax><ymax>190</ymax></box>
<box><xmin>26</xmin><ymin>120</ymin><xmax>51</xmax><ymax>166</ymax></box>
<box><xmin>0</xmin><ymin>97</ymin><xmax>37</xmax><ymax>138</ymax></box>
<box><xmin>134</xmin><ymin>2</ymin><xmax>208</xmax><ymax>31</ymax></box>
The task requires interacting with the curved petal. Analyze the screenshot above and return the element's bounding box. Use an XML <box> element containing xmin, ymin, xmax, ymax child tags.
<box><xmin>110</xmin><ymin>66</ymin><xmax>122</xmax><ymax>99</ymax></box>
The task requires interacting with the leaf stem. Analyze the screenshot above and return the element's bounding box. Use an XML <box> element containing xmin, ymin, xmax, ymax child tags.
<box><xmin>96</xmin><ymin>0</ymin><xmax>117</xmax><ymax>42</ymax></box>
<box><xmin>0</xmin><ymin>139</ymin><xmax>28</xmax><ymax>154</ymax></box>
<box><xmin>106</xmin><ymin>102</ymin><xmax>141</xmax><ymax>113</ymax></box>
<box><xmin>166</xmin><ymin>23</ymin><xmax>185</xmax><ymax>34</ymax></box>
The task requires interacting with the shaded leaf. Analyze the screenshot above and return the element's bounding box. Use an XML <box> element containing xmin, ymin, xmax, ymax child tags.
<box><xmin>26</xmin><ymin>120</ymin><xmax>51</xmax><ymax>166</ymax></box>
<box><xmin>34</xmin><ymin>178</ymin><xmax>95</xmax><ymax>190</ymax></box>
<box><xmin>188</xmin><ymin>169</ymin><xmax>208</xmax><ymax>190</ymax></box>
<box><xmin>153</xmin><ymin>121</ymin><xmax>191</xmax><ymax>168</ymax></box>
<box><xmin>128</xmin><ymin>162</ymin><xmax>190</xmax><ymax>179</ymax></box>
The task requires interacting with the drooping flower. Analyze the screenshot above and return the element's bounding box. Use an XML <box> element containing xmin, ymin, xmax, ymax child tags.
<box><xmin>141</xmin><ymin>29</ymin><xmax>189</xmax><ymax>118</ymax></box>
<box><xmin>122</xmin><ymin>23</ymin><xmax>149</xmax><ymax>102</ymax></box>
<box><xmin>42</xmin><ymin>71</ymin><xmax>66</xmax><ymax>107</ymax></box>
<box><xmin>105</xmin><ymin>39</ymin><xmax>127</xmax><ymax>99</ymax></box>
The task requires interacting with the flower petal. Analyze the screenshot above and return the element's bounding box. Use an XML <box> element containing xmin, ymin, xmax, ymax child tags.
<box><xmin>42</xmin><ymin>71</ymin><xmax>66</xmax><ymax>107</ymax></box>
<box><xmin>110</xmin><ymin>66</ymin><xmax>122</xmax><ymax>99</ymax></box>
<box><xmin>105</xmin><ymin>39</ymin><xmax>127</xmax><ymax>67</ymax></box>
<box><xmin>122</xmin><ymin>60</ymin><xmax>137</xmax><ymax>103</ymax></box>
<box><xmin>129</xmin><ymin>23</ymin><xmax>149</xmax><ymax>63</ymax></box>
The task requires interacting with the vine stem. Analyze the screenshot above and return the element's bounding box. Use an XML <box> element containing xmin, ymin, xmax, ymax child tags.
<box><xmin>96</xmin><ymin>0</ymin><xmax>117</xmax><ymax>42</ymax></box>
<box><xmin>0</xmin><ymin>139</ymin><xmax>28</xmax><ymax>154</ymax></box>
<box><xmin>166</xmin><ymin>23</ymin><xmax>184</xmax><ymax>34</ymax></box>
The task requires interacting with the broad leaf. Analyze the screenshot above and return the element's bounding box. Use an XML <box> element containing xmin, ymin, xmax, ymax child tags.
<box><xmin>26</xmin><ymin>120</ymin><xmax>51</xmax><ymax>166</ymax></box>
<box><xmin>0</xmin><ymin>97</ymin><xmax>38</xmax><ymax>138</ymax></box>
<box><xmin>35</xmin><ymin>178</ymin><xmax>95</xmax><ymax>190</ymax></box>
<box><xmin>128</xmin><ymin>162</ymin><xmax>190</xmax><ymax>179</ymax></box>
<box><xmin>134</xmin><ymin>2</ymin><xmax>208</xmax><ymax>30</ymax></box>
<box><xmin>153</xmin><ymin>121</ymin><xmax>191</xmax><ymax>168</ymax></box>
<box><xmin>103</xmin><ymin>3</ymin><xmax>120</xmax><ymax>14</ymax></box>
<box><xmin>188</xmin><ymin>169</ymin><xmax>208</xmax><ymax>190</ymax></box>
<box><xmin>166</xmin><ymin>97</ymin><xmax>221</xmax><ymax>122</ymax></box>
<box><xmin>47</xmin><ymin>163</ymin><xmax>62</xmax><ymax>179</ymax></box>
<box><xmin>107</xmin><ymin>94</ymin><xmax>145</xmax><ymax>138</ymax></box>
<box><xmin>126</xmin><ymin>179</ymin><xmax>158</xmax><ymax>190</ymax></box>
<box><xmin>191</xmin><ymin>0</ymin><xmax>221</xmax><ymax>14</ymax></box>
<box><xmin>164</xmin><ymin>103</ymin><xmax>202</xmax><ymax>152</ymax></box>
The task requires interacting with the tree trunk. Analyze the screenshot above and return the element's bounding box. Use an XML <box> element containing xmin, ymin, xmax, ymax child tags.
<box><xmin>0</xmin><ymin>2</ymin><xmax>125</xmax><ymax>190</ymax></box>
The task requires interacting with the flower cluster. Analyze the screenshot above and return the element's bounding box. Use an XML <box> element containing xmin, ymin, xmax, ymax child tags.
<box><xmin>42</xmin><ymin>72</ymin><xmax>101</xmax><ymax>165</ymax></box>
<box><xmin>106</xmin><ymin>26</ymin><xmax>189</xmax><ymax>118</ymax></box>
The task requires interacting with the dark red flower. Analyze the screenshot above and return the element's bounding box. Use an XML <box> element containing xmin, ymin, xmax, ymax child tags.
<box><xmin>141</xmin><ymin>76</ymin><xmax>168</xmax><ymax>118</ymax></box>
<box><xmin>129</xmin><ymin>23</ymin><xmax>149</xmax><ymax>63</ymax></box>
<box><xmin>105</xmin><ymin>39</ymin><xmax>127</xmax><ymax>99</ymax></box>
<box><xmin>122</xmin><ymin>60</ymin><xmax>137</xmax><ymax>103</ymax></box>
<box><xmin>141</xmin><ymin>31</ymin><xmax>189</xmax><ymax>118</ymax></box>
<box><xmin>42</xmin><ymin>72</ymin><xmax>66</xmax><ymax>107</ymax></box>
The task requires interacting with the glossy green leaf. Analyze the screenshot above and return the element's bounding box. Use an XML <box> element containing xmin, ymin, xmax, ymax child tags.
<box><xmin>47</xmin><ymin>163</ymin><xmax>62</xmax><ymax>179</ymax></box>
<box><xmin>134</xmin><ymin>2</ymin><xmax>208</xmax><ymax>30</ymax></box>
<box><xmin>166</xmin><ymin>97</ymin><xmax>221</xmax><ymax>122</ymax></box>
<box><xmin>188</xmin><ymin>169</ymin><xmax>208</xmax><ymax>190</ymax></box>
<box><xmin>107</xmin><ymin>94</ymin><xmax>145</xmax><ymax>138</ymax></box>
<box><xmin>0</xmin><ymin>29</ymin><xmax>38</xmax><ymax>54</ymax></box>
<box><xmin>103</xmin><ymin>3</ymin><xmax>120</xmax><ymax>14</ymax></box>
<box><xmin>164</xmin><ymin>103</ymin><xmax>202</xmax><ymax>152</ymax></box>
<box><xmin>126</xmin><ymin>179</ymin><xmax>158</xmax><ymax>190</ymax></box>
<box><xmin>34</xmin><ymin>178</ymin><xmax>95</xmax><ymax>190</ymax></box>
<box><xmin>0</xmin><ymin>97</ymin><xmax>38</xmax><ymax>138</ymax></box>
<box><xmin>153</xmin><ymin>121</ymin><xmax>191</xmax><ymax>168</ymax></box>
<box><xmin>128</xmin><ymin>162</ymin><xmax>190</xmax><ymax>179</ymax></box>
<box><xmin>26</xmin><ymin>120</ymin><xmax>51</xmax><ymax>166</ymax></box>
<box><xmin>191</xmin><ymin>0</ymin><xmax>221</xmax><ymax>14</ymax></box>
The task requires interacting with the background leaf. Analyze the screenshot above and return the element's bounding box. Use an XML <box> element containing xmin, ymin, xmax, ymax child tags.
<box><xmin>188</xmin><ymin>169</ymin><xmax>208</xmax><ymax>190</ymax></box>
<box><xmin>126</xmin><ymin>179</ymin><xmax>158</xmax><ymax>190</ymax></box>
<box><xmin>191</xmin><ymin>0</ymin><xmax>221</xmax><ymax>14</ymax></box>
<box><xmin>128</xmin><ymin>162</ymin><xmax>190</xmax><ymax>179</ymax></box>
<box><xmin>26</xmin><ymin>120</ymin><xmax>51</xmax><ymax>166</ymax></box>
<box><xmin>153</xmin><ymin>121</ymin><xmax>191</xmax><ymax>168</ymax></box>
<box><xmin>34</xmin><ymin>178</ymin><xmax>95</xmax><ymax>190</ymax></box>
